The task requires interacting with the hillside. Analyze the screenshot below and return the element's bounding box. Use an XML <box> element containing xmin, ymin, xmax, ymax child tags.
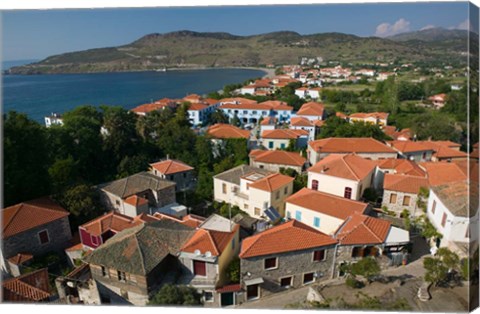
<box><xmin>7</xmin><ymin>30</ymin><xmax>472</xmax><ymax>74</ymax></box>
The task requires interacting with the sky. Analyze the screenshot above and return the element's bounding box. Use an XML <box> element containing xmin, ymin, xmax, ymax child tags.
<box><xmin>1</xmin><ymin>1</ymin><xmax>476</xmax><ymax>61</ymax></box>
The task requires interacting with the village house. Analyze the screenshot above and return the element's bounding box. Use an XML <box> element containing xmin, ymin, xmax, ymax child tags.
<box><xmin>294</xmin><ymin>87</ymin><xmax>322</xmax><ymax>100</ymax></box>
<box><xmin>307</xmin><ymin>154</ymin><xmax>378</xmax><ymax>201</ymax></box>
<box><xmin>428</xmin><ymin>93</ymin><xmax>447</xmax><ymax>109</ymax></box>
<box><xmin>387</xmin><ymin>140</ymin><xmax>434</xmax><ymax>162</ymax></box>
<box><xmin>249</xmin><ymin>149</ymin><xmax>307</xmax><ymax>173</ymax></box>
<box><xmin>207</xmin><ymin>123</ymin><xmax>251</xmax><ymax>141</ymax></box>
<box><xmin>426</xmin><ymin>180</ymin><xmax>478</xmax><ymax>257</ymax></box>
<box><xmin>84</xmin><ymin>219</ymin><xmax>196</xmax><ymax>305</ymax></box>
<box><xmin>381</xmin><ymin>174</ymin><xmax>430</xmax><ymax>217</ymax></box>
<box><xmin>417</xmin><ymin>141</ymin><xmax>468</xmax><ymax>162</ymax></box>
<box><xmin>130</xmin><ymin>98</ymin><xmax>179</xmax><ymax>116</ymax></box>
<box><xmin>239</xmin><ymin>220</ymin><xmax>337</xmax><ymax>302</ymax></box>
<box><xmin>377</xmin><ymin>72</ymin><xmax>395</xmax><ymax>81</ymax></box>
<box><xmin>261</xmin><ymin>129</ymin><xmax>309</xmax><ymax>150</ymax></box>
<box><xmin>178</xmin><ymin>214</ymin><xmax>240</xmax><ymax>307</ymax></box>
<box><xmin>218</xmin><ymin>99</ymin><xmax>293</xmax><ymax>124</ymax></box>
<box><xmin>259</xmin><ymin>117</ymin><xmax>277</xmax><ymax>134</ymax></box>
<box><xmin>1</xmin><ymin>197</ymin><xmax>72</xmax><ymax>276</ymax></box>
<box><xmin>295</xmin><ymin>102</ymin><xmax>326</xmax><ymax>121</ymax></box>
<box><xmin>44</xmin><ymin>112</ymin><xmax>64</xmax><ymax>128</ymax></box>
<box><xmin>419</xmin><ymin>161</ymin><xmax>468</xmax><ymax>187</ymax></box>
<box><xmin>183</xmin><ymin>95</ymin><xmax>220</xmax><ymax>126</ymax></box>
<box><xmin>354</xmin><ymin>69</ymin><xmax>376</xmax><ymax>77</ymax></box>
<box><xmin>307</xmin><ymin>137</ymin><xmax>398</xmax><ymax>165</ymax></box>
<box><xmin>382</xmin><ymin>126</ymin><xmax>412</xmax><ymax>141</ymax></box>
<box><xmin>55</xmin><ymin>263</ymin><xmax>102</xmax><ymax>305</ymax></box>
<box><xmin>149</xmin><ymin>158</ymin><xmax>196</xmax><ymax>191</ymax></box>
<box><xmin>289</xmin><ymin>116</ymin><xmax>322</xmax><ymax>141</ymax></box>
<box><xmin>240</xmin><ymin>79</ymin><xmax>274</xmax><ymax>96</ymax></box>
<box><xmin>348</xmin><ymin>112</ymin><xmax>389</xmax><ymax>126</ymax></box>
<box><xmin>2</xmin><ymin>268</ymin><xmax>52</xmax><ymax>303</ymax></box>
<box><xmin>96</xmin><ymin>172</ymin><xmax>181</xmax><ymax>218</ymax></box>
<box><xmin>285</xmin><ymin>188</ymin><xmax>370</xmax><ymax>235</ymax></box>
<box><xmin>213</xmin><ymin>165</ymin><xmax>294</xmax><ymax>220</ymax></box>
<box><xmin>373</xmin><ymin>158</ymin><xmax>426</xmax><ymax>190</ymax></box>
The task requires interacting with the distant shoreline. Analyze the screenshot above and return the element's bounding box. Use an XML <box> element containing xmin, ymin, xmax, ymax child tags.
<box><xmin>165</xmin><ymin>66</ymin><xmax>274</xmax><ymax>78</ymax></box>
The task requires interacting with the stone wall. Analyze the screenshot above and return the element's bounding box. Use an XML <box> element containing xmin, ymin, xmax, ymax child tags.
<box><xmin>154</xmin><ymin>185</ymin><xmax>176</xmax><ymax>208</ymax></box>
<box><xmin>3</xmin><ymin>217</ymin><xmax>72</xmax><ymax>260</ymax></box>
<box><xmin>239</xmin><ymin>245</ymin><xmax>335</xmax><ymax>303</ymax></box>
<box><xmin>382</xmin><ymin>189</ymin><xmax>419</xmax><ymax>216</ymax></box>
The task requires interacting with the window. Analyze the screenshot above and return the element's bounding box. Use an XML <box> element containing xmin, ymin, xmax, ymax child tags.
<box><xmin>38</xmin><ymin>230</ymin><xmax>49</xmax><ymax>245</ymax></box>
<box><xmin>204</xmin><ymin>291</ymin><xmax>214</xmax><ymax>302</ymax></box>
<box><xmin>254</xmin><ymin>207</ymin><xmax>261</xmax><ymax>216</ymax></box>
<box><xmin>91</xmin><ymin>235</ymin><xmax>99</xmax><ymax>246</ymax></box>
<box><xmin>284</xmin><ymin>186</ymin><xmax>288</xmax><ymax>194</ymax></box>
<box><xmin>280</xmin><ymin>143</ymin><xmax>286</xmax><ymax>149</ymax></box>
<box><xmin>244</xmin><ymin>204</ymin><xmax>249</xmax><ymax>210</ymax></box>
<box><xmin>264</xmin><ymin>257</ymin><xmax>278</xmax><ymax>270</ymax></box>
<box><xmin>313</xmin><ymin>217</ymin><xmax>321</xmax><ymax>228</ymax></box>
<box><xmin>389</xmin><ymin>193</ymin><xmax>397</xmax><ymax>204</ymax></box>
<box><xmin>101</xmin><ymin>266</ymin><xmax>108</xmax><ymax>277</ymax></box>
<box><xmin>441</xmin><ymin>213</ymin><xmax>447</xmax><ymax>227</ymax></box>
<box><xmin>295</xmin><ymin>211</ymin><xmax>302</xmax><ymax>221</ymax></box>
<box><xmin>276</xmin><ymin>191</ymin><xmax>280</xmax><ymax>199</ymax></box>
<box><xmin>243</xmin><ymin>110</ymin><xmax>248</xmax><ymax>114</ymax></box>
<box><xmin>311</xmin><ymin>180</ymin><xmax>319</xmax><ymax>190</ymax></box>
<box><xmin>432</xmin><ymin>200</ymin><xmax>436</xmax><ymax>214</ymax></box>
<box><xmin>269</xmin><ymin>141</ymin><xmax>274</xmax><ymax>149</ymax></box>
<box><xmin>117</xmin><ymin>271</ymin><xmax>126</xmax><ymax>282</ymax></box>
<box><xmin>193</xmin><ymin>260</ymin><xmax>207</xmax><ymax>276</ymax></box>
<box><xmin>402</xmin><ymin>196</ymin><xmax>411</xmax><ymax>206</ymax></box>
<box><xmin>303</xmin><ymin>272</ymin><xmax>315</xmax><ymax>284</ymax></box>
<box><xmin>253</xmin><ymin>111</ymin><xmax>257</xmax><ymax>114</ymax></box>
<box><xmin>313</xmin><ymin>250</ymin><xmax>325</xmax><ymax>262</ymax></box>
<box><xmin>344</xmin><ymin>187</ymin><xmax>352</xmax><ymax>199</ymax></box>
<box><xmin>183</xmin><ymin>173</ymin><xmax>187</xmax><ymax>178</ymax></box>
<box><xmin>422</xmin><ymin>152</ymin><xmax>427</xmax><ymax>160</ymax></box>
<box><xmin>222</xmin><ymin>183</ymin><xmax>227</xmax><ymax>194</ymax></box>
<box><xmin>280</xmin><ymin>276</ymin><xmax>293</xmax><ymax>287</ymax></box>
<box><xmin>286</xmin><ymin>211</ymin><xmax>291</xmax><ymax>219</ymax></box>
<box><xmin>259</xmin><ymin>165</ymin><xmax>264</xmax><ymax>169</ymax></box>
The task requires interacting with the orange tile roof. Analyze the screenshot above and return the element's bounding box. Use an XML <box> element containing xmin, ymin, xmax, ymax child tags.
<box><xmin>216</xmin><ymin>284</ymin><xmax>242</xmax><ymax>293</ymax></box>
<box><xmin>2</xmin><ymin>268</ymin><xmax>51</xmax><ymax>302</ymax></box>
<box><xmin>383</xmin><ymin>174</ymin><xmax>430</xmax><ymax>194</ymax></box>
<box><xmin>239</xmin><ymin>219</ymin><xmax>337</xmax><ymax>258</ymax></box>
<box><xmin>286</xmin><ymin>188</ymin><xmax>368</xmax><ymax>220</ymax></box>
<box><xmin>377</xmin><ymin>159</ymin><xmax>426</xmax><ymax>177</ymax></box>
<box><xmin>2</xmin><ymin>197</ymin><xmax>70</xmax><ymax>239</ymax></box>
<box><xmin>183</xmin><ymin>94</ymin><xmax>203</xmax><ymax>103</ymax></box>
<box><xmin>219</xmin><ymin>97</ymin><xmax>258</xmax><ymax>105</ymax></box>
<box><xmin>471</xmin><ymin>150</ymin><xmax>479</xmax><ymax>159</ymax></box>
<box><xmin>207</xmin><ymin>123</ymin><xmax>250</xmax><ymax>139</ymax></box>
<box><xmin>313</xmin><ymin>120</ymin><xmax>325</xmax><ymax>127</ymax></box>
<box><xmin>181</xmin><ymin>224</ymin><xmax>239</xmax><ymax>256</ymax></box>
<box><xmin>123</xmin><ymin>195</ymin><xmax>149</xmax><ymax>207</ymax></box>
<box><xmin>65</xmin><ymin>243</ymin><xmax>84</xmax><ymax>252</ymax></box>
<box><xmin>251</xmin><ymin>150</ymin><xmax>306</xmax><ymax>167</ymax></box>
<box><xmin>336</xmin><ymin>112</ymin><xmax>348</xmax><ymax>119</ymax></box>
<box><xmin>248</xmin><ymin>173</ymin><xmax>294</xmax><ymax>192</ymax></box>
<box><xmin>419</xmin><ymin>162</ymin><xmax>467</xmax><ymax>186</ymax></box>
<box><xmin>349</xmin><ymin>112</ymin><xmax>389</xmax><ymax>120</ymax></box>
<box><xmin>388</xmin><ymin>140</ymin><xmax>433</xmax><ymax>153</ymax></box>
<box><xmin>309</xmin><ymin>137</ymin><xmax>396</xmax><ymax>154</ymax></box>
<box><xmin>7</xmin><ymin>253</ymin><xmax>34</xmax><ymax>265</ymax></box>
<box><xmin>80</xmin><ymin>211</ymin><xmax>145</xmax><ymax>236</ymax></box>
<box><xmin>309</xmin><ymin>154</ymin><xmax>377</xmax><ymax>181</ymax></box>
<box><xmin>417</xmin><ymin>141</ymin><xmax>467</xmax><ymax>159</ymax></box>
<box><xmin>150</xmin><ymin>159</ymin><xmax>194</xmax><ymax>175</ymax></box>
<box><xmin>152</xmin><ymin>212</ymin><xmax>205</xmax><ymax>228</ymax></box>
<box><xmin>297</xmin><ymin>102</ymin><xmax>325</xmax><ymax>116</ymax></box>
<box><xmin>260</xmin><ymin>117</ymin><xmax>277</xmax><ymax>126</ymax></box>
<box><xmin>336</xmin><ymin>214</ymin><xmax>391</xmax><ymax>245</ymax></box>
<box><xmin>290</xmin><ymin>116</ymin><xmax>314</xmax><ymax>127</ymax></box>
<box><xmin>262</xmin><ymin>129</ymin><xmax>308</xmax><ymax>139</ymax></box>
<box><xmin>187</xmin><ymin>103</ymin><xmax>208</xmax><ymax>111</ymax></box>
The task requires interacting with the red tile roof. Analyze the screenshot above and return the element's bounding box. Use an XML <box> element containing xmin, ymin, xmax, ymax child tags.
<box><xmin>152</xmin><ymin>213</ymin><xmax>205</xmax><ymax>229</ymax></box>
<box><xmin>207</xmin><ymin>124</ymin><xmax>250</xmax><ymax>139</ymax></box>
<box><xmin>2</xmin><ymin>268</ymin><xmax>51</xmax><ymax>302</ymax></box>
<box><xmin>250</xmin><ymin>150</ymin><xmax>306</xmax><ymax>167</ymax></box>
<box><xmin>383</xmin><ymin>174</ymin><xmax>430</xmax><ymax>194</ymax></box>
<box><xmin>309</xmin><ymin>137</ymin><xmax>396</xmax><ymax>154</ymax></box>
<box><xmin>418</xmin><ymin>141</ymin><xmax>467</xmax><ymax>159</ymax></box>
<box><xmin>290</xmin><ymin>116</ymin><xmax>314</xmax><ymax>127</ymax></box>
<box><xmin>297</xmin><ymin>102</ymin><xmax>325</xmax><ymax>116</ymax></box>
<box><xmin>336</xmin><ymin>112</ymin><xmax>348</xmax><ymax>119</ymax></box>
<box><xmin>377</xmin><ymin>159</ymin><xmax>426</xmax><ymax>177</ymax></box>
<box><xmin>248</xmin><ymin>173</ymin><xmax>294</xmax><ymax>192</ymax></box>
<box><xmin>187</xmin><ymin>103</ymin><xmax>208</xmax><ymax>111</ymax></box>
<box><xmin>336</xmin><ymin>214</ymin><xmax>391</xmax><ymax>245</ymax></box>
<box><xmin>419</xmin><ymin>162</ymin><xmax>467</xmax><ymax>186</ymax></box>
<box><xmin>309</xmin><ymin>154</ymin><xmax>377</xmax><ymax>181</ymax></box>
<box><xmin>286</xmin><ymin>188</ymin><xmax>368</xmax><ymax>220</ymax></box>
<box><xmin>123</xmin><ymin>195</ymin><xmax>149</xmax><ymax>207</ymax></box>
<box><xmin>150</xmin><ymin>159</ymin><xmax>194</xmax><ymax>175</ymax></box>
<box><xmin>181</xmin><ymin>224</ymin><xmax>239</xmax><ymax>256</ymax></box>
<box><xmin>388</xmin><ymin>140</ymin><xmax>432</xmax><ymax>153</ymax></box>
<box><xmin>80</xmin><ymin>211</ymin><xmax>145</xmax><ymax>236</ymax></box>
<box><xmin>349</xmin><ymin>112</ymin><xmax>388</xmax><ymax>120</ymax></box>
<box><xmin>260</xmin><ymin>117</ymin><xmax>277</xmax><ymax>126</ymax></box>
<box><xmin>216</xmin><ymin>284</ymin><xmax>242</xmax><ymax>293</ymax></box>
<box><xmin>7</xmin><ymin>253</ymin><xmax>34</xmax><ymax>265</ymax></box>
<box><xmin>262</xmin><ymin>129</ymin><xmax>308</xmax><ymax>139</ymax></box>
<box><xmin>219</xmin><ymin>97</ymin><xmax>258</xmax><ymax>105</ymax></box>
<box><xmin>2</xmin><ymin>197</ymin><xmax>70</xmax><ymax>239</ymax></box>
<box><xmin>239</xmin><ymin>219</ymin><xmax>337</xmax><ymax>258</ymax></box>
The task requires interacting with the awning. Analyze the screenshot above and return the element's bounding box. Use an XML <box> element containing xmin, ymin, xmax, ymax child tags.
<box><xmin>244</xmin><ymin>277</ymin><xmax>264</xmax><ymax>286</ymax></box>
<box><xmin>264</xmin><ymin>206</ymin><xmax>281</xmax><ymax>222</ymax></box>
<box><xmin>385</xmin><ymin>226</ymin><xmax>410</xmax><ymax>245</ymax></box>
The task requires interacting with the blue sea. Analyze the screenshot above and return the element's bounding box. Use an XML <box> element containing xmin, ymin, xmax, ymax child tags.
<box><xmin>1</xmin><ymin>68</ymin><xmax>265</xmax><ymax>123</ymax></box>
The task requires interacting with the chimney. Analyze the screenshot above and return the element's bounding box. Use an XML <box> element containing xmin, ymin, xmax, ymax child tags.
<box><xmin>166</xmin><ymin>154</ymin><xmax>170</xmax><ymax>160</ymax></box>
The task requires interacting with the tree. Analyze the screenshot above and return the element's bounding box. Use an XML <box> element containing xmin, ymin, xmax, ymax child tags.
<box><xmin>410</xmin><ymin>112</ymin><xmax>460</xmax><ymax>141</ymax></box>
<box><xmin>56</xmin><ymin>184</ymin><xmax>102</xmax><ymax>230</ymax></box>
<box><xmin>48</xmin><ymin>156</ymin><xmax>79</xmax><ymax>194</ymax></box>
<box><xmin>346</xmin><ymin>257</ymin><xmax>381</xmax><ymax>278</ymax></box>
<box><xmin>117</xmin><ymin>155</ymin><xmax>150</xmax><ymax>178</ymax></box>
<box><xmin>231</xmin><ymin>114</ymin><xmax>241</xmax><ymax>127</ymax></box>
<box><xmin>3</xmin><ymin>111</ymin><xmax>51</xmax><ymax>206</ymax></box>
<box><xmin>226</xmin><ymin>258</ymin><xmax>240</xmax><ymax>283</ymax></box>
<box><xmin>424</xmin><ymin>256</ymin><xmax>449</xmax><ymax>286</ymax></box>
<box><xmin>148</xmin><ymin>284</ymin><xmax>202</xmax><ymax>306</ymax></box>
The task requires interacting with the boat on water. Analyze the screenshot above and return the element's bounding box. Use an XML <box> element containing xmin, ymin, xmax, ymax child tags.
<box><xmin>155</xmin><ymin>67</ymin><xmax>167</xmax><ymax>72</ymax></box>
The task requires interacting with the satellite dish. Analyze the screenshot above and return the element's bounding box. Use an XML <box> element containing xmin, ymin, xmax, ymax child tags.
<box><xmin>205</xmin><ymin>251</ymin><xmax>212</xmax><ymax>258</ymax></box>
<box><xmin>194</xmin><ymin>249</ymin><xmax>201</xmax><ymax>256</ymax></box>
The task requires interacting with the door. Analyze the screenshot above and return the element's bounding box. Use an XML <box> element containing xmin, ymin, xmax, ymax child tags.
<box><xmin>246</xmin><ymin>284</ymin><xmax>259</xmax><ymax>300</ymax></box>
<box><xmin>221</xmin><ymin>292</ymin><xmax>234</xmax><ymax>306</ymax></box>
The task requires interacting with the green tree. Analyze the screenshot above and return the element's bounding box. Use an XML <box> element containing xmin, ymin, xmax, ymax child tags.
<box><xmin>117</xmin><ymin>155</ymin><xmax>150</xmax><ymax>178</ymax></box>
<box><xmin>347</xmin><ymin>257</ymin><xmax>381</xmax><ymax>278</ymax></box>
<box><xmin>48</xmin><ymin>156</ymin><xmax>79</xmax><ymax>194</ymax></box>
<box><xmin>226</xmin><ymin>258</ymin><xmax>240</xmax><ymax>283</ymax></box>
<box><xmin>424</xmin><ymin>256</ymin><xmax>449</xmax><ymax>286</ymax></box>
<box><xmin>56</xmin><ymin>184</ymin><xmax>102</xmax><ymax>230</ymax></box>
<box><xmin>411</xmin><ymin>112</ymin><xmax>460</xmax><ymax>141</ymax></box>
<box><xmin>148</xmin><ymin>284</ymin><xmax>202</xmax><ymax>306</ymax></box>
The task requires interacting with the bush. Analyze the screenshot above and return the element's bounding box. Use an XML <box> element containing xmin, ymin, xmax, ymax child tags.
<box><xmin>226</xmin><ymin>258</ymin><xmax>240</xmax><ymax>284</ymax></box>
<box><xmin>149</xmin><ymin>284</ymin><xmax>202</xmax><ymax>306</ymax></box>
<box><xmin>461</xmin><ymin>258</ymin><xmax>472</xmax><ymax>281</ymax></box>
<box><xmin>349</xmin><ymin>258</ymin><xmax>381</xmax><ymax>278</ymax></box>
<box><xmin>362</xmin><ymin>188</ymin><xmax>377</xmax><ymax>203</ymax></box>
<box><xmin>346</xmin><ymin>276</ymin><xmax>365</xmax><ymax>289</ymax></box>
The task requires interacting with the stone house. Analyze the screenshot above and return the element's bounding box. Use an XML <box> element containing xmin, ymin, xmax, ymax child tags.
<box><xmin>149</xmin><ymin>159</ymin><xmax>196</xmax><ymax>192</ymax></box>
<box><xmin>307</xmin><ymin>153</ymin><xmax>377</xmax><ymax>201</ymax></box>
<box><xmin>239</xmin><ymin>220</ymin><xmax>337</xmax><ymax>302</ymax></box>
<box><xmin>387</xmin><ymin>140</ymin><xmax>434</xmax><ymax>162</ymax></box>
<box><xmin>249</xmin><ymin>149</ymin><xmax>307</xmax><ymax>174</ymax></box>
<box><xmin>348</xmin><ymin>112</ymin><xmax>389</xmax><ymax>126</ymax></box>
<box><xmin>84</xmin><ymin>220</ymin><xmax>196</xmax><ymax>305</ymax></box>
<box><xmin>213</xmin><ymin>164</ymin><xmax>294</xmax><ymax>220</ymax></box>
<box><xmin>373</xmin><ymin>158</ymin><xmax>426</xmax><ymax>190</ymax></box>
<box><xmin>97</xmin><ymin>172</ymin><xmax>178</xmax><ymax>218</ymax></box>
<box><xmin>381</xmin><ymin>174</ymin><xmax>429</xmax><ymax>217</ymax></box>
<box><xmin>307</xmin><ymin>137</ymin><xmax>398</xmax><ymax>165</ymax></box>
<box><xmin>1</xmin><ymin>197</ymin><xmax>72</xmax><ymax>276</ymax></box>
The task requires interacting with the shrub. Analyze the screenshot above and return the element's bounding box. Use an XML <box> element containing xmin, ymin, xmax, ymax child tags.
<box><xmin>226</xmin><ymin>258</ymin><xmax>240</xmax><ymax>284</ymax></box>
<box><xmin>149</xmin><ymin>284</ymin><xmax>202</xmax><ymax>306</ymax></box>
<box><xmin>346</xmin><ymin>276</ymin><xmax>365</xmax><ymax>289</ymax></box>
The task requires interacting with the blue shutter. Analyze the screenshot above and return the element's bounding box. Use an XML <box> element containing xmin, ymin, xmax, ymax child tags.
<box><xmin>313</xmin><ymin>217</ymin><xmax>321</xmax><ymax>228</ymax></box>
<box><xmin>295</xmin><ymin>210</ymin><xmax>302</xmax><ymax>221</ymax></box>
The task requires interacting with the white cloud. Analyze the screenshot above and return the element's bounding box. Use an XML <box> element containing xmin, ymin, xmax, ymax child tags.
<box><xmin>456</xmin><ymin>19</ymin><xmax>472</xmax><ymax>30</ymax></box>
<box><xmin>420</xmin><ymin>25</ymin><xmax>435</xmax><ymax>31</ymax></box>
<box><xmin>375</xmin><ymin>18</ymin><xmax>411</xmax><ymax>37</ymax></box>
